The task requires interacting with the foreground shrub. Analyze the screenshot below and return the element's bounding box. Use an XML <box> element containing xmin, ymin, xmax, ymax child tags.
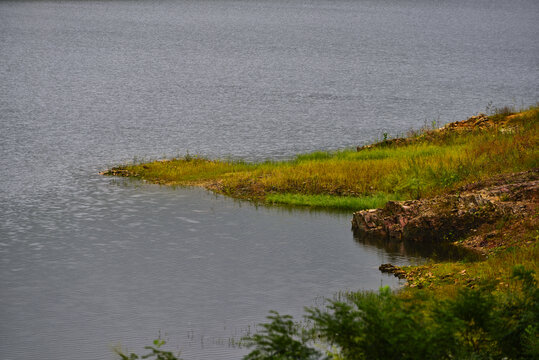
<box><xmin>243</xmin><ymin>311</ymin><xmax>320</xmax><ymax>360</ymax></box>
<box><xmin>115</xmin><ymin>266</ymin><xmax>537</xmax><ymax>360</ymax></box>
<box><xmin>244</xmin><ymin>266</ymin><xmax>538</xmax><ymax>360</ymax></box>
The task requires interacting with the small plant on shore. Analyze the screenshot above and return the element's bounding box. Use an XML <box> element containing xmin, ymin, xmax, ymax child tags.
<box><xmin>485</xmin><ymin>102</ymin><xmax>515</xmax><ymax>116</ymax></box>
<box><xmin>243</xmin><ymin>311</ymin><xmax>320</xmax><ymax>360</ymax></box>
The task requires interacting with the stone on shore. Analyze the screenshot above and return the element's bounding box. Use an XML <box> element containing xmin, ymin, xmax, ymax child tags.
<box><xmin>352</xmin><ymin>170</ymin><xmax>538</xmax><ymax>243</ymax></box>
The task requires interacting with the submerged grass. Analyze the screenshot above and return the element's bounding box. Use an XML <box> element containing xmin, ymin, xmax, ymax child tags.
<box><xmin>106</xmin><ymin>106</ymin><xmax>538</xmax><ymax>210</ymax></box>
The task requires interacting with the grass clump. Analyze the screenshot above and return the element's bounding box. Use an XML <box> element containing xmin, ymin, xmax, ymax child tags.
<box><xmin>403</xmin><ymin>240</ymin><xmax>538</xmax><ymax>291</ymax></box>
<box><xmin>105</xmin><ymin>106</ymin><xmax>538</xmax><ymax>210</ymax></box>
<box><xmin>118</xmin><ymin>157</ymin><xmax>254</xmax><ymax>184</ymax></box>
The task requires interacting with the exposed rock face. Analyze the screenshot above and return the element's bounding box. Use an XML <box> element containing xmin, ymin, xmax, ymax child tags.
<box><xmin>356</xmin><ymin>112</ymin><xmax>517</xmax><ymax>152</ymax></box>
<box><xmin>100</xmin><ymin>168</ymin><xmax>130</xmax><ymax>176</ymax></box>
<box><xmin>379</xmin><ymin>264</ymin><xmax>407</xmax><ymax>279</ymax></box>
<box><xmin>442</xmin><ymin>113</ymin><xmax>491</xmax><ymax>131</ymax></box>
<box><xmin>352</xmin><ymin>171</ymin><xmax>538</xmax><ymax>243</ymax></box>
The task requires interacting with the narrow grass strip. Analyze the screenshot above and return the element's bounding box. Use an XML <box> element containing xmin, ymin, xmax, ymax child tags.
<box><xmin>105</xmin><ymin>106</ymin><xmax>538</xmax><ymax>210</ymax></box>
<box><xmin>266</xmin><ymin>193</ymin><xmax>404</xmax><ymax>211</ymax></box>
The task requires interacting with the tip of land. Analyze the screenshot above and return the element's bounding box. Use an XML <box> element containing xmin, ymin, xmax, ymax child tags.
<box><xmin>103</xmin><ymin>105</ymin><xmax>538</xmax><ymax>212</ymax></box>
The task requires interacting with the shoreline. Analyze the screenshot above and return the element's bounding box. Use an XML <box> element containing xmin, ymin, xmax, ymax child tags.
<box><xmin>110</xmin><ymin>106</ymin><xmax>538</xmax><ymax>359</ymax></box>
<box><xmin>103</xmin><ymin>105</ymin><xmax>538</xmax><ymax>286</ymax></box>
<box><xmin>103</xmin><ymin>107</ymin><xmax>538</xmax><ymax>210</ymax></box>
<box><xmin>102</xmin><ymin>106</ymin><xmax>538</xmax><ymax>258</ymax></box>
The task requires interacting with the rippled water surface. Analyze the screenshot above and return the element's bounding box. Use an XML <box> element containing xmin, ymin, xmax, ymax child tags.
<box><xmin>1</xmin><ymin>0</ymin><xmax>537</xmax><ymax>359</ymax></box>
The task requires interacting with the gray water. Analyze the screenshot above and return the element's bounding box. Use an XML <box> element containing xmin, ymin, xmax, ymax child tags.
<box><xmin>0</xmin><ymin>0</ymin><xmax>537</xmax><ymax>359</ymax></box>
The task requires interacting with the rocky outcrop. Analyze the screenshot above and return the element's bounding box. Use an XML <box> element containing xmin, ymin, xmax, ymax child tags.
<box><xmin>352</xmin><ymin>171</ymin><xmax>538</xmax><ymax>243</ymax></box>
<box><xmin>442</xmin><ymin>113</ymin><xmax>491</xmax><ymax>131</ymax></box>
<box><xmin>100</xmin><ymin>168</ymin><xmax>130</xmax><ymax>176</ymax></box>
<box><xmin>379</xmin><ymin>264</ymin><xmax>407</xmax><ymax>279</ymax></box>
<box><xmin>356</xmin><ymin>112</ymin><xmax>517</xmax><ymax>152</ymax></box>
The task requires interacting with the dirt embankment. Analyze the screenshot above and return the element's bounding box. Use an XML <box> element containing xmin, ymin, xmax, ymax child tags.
<box><xmin>371</xmin><ymin>170</ymin><xmax>538</xmax><ymax>285</ymax></box>
<box><xmin>353</xmin><ymin>111</ymin><xmax>537</xmax><ymax>253</ymax></box>
<box><xmin>352</xmin><ymin>170</ymin><xmax>538</xmax><ymax>246</ymax></box>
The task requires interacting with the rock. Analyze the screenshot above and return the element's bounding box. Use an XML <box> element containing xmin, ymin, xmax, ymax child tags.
<box><xmin>101</xmin><ymin>168</ymin><xmax>130</xmax><ymax>176</ymax></box>
<box><xmin>356</xmin><ymin>112</ymin><xmax>514</xmax><ymax>152</ymax></box>
<box><xmin>379</xmin><ymin>263</ymin><xmax>398</xmax><ymax>272</ymax></box>
<box><xmin>442</xmin><ymin>112</ymin><xmax>513</xmax><ymax>132</ymax></box>
<box><xmin>352</xmin><ymin>171</ymin><xmax>538</xmax><ymax>243</ymax></box>
<box><xmin>379</xmin><ymin>263</ymin><xmax>406</xmax><ymax>279</ymax></box>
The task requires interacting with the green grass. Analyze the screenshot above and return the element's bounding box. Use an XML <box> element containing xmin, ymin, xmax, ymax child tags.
<box><xmin>266</xmin><ymin>192</ymin><xmax>404</xmax><ymax>210</ymax></box>
<box><xmin>105</xmin><ymin>106</ymin><xmax>539</xmax><ymax>210</ymax></box>
<box><xmin>402</xmin><ymin>240</ymin><xmax>538</xmax><ymax>295</ymax></box>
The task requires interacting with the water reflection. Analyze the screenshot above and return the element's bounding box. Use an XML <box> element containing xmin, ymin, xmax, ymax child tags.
<box><xmin>354</xmin><ymin>234</ymin><xmax>484</xmax><ymax>262</ymax></box>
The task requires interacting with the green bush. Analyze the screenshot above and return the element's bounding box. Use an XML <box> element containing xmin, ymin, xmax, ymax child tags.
<box><xmin>306</xmin><ymin>286</ymin><xmax>449</xmax><ymax>360</ymax></box>
<box><xmin>244</xmin><ymin>266</ymin><xmax>538</xmax><ymax>360</ymax></box>
<box><xmin>243</xmin><ymin>311</ymin><xmax>320</xmax><ymax>360</ymax></box>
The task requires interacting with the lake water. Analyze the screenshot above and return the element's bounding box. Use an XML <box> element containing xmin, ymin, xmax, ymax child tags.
<box><xmin>0</xmin><ymin>0</ymin><xmax>537</xmax><ymax>359</ymax></box>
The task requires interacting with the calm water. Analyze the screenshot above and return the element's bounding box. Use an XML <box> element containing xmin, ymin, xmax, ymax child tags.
<box><xmin>0</xmin><ymin>0</ymin><xmax>537</xmax><ymax>359</ymax></box>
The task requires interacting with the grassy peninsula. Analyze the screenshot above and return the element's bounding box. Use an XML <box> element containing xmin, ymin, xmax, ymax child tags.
<box><xmin>111</xmin><ymin>106</ymin><xmax>538</xmax><ymax>360</ymax></box>
<box><xmin>105</xmin><ymin>107</ymin><xmax>538</xmax><ymax>211</ymax></box>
